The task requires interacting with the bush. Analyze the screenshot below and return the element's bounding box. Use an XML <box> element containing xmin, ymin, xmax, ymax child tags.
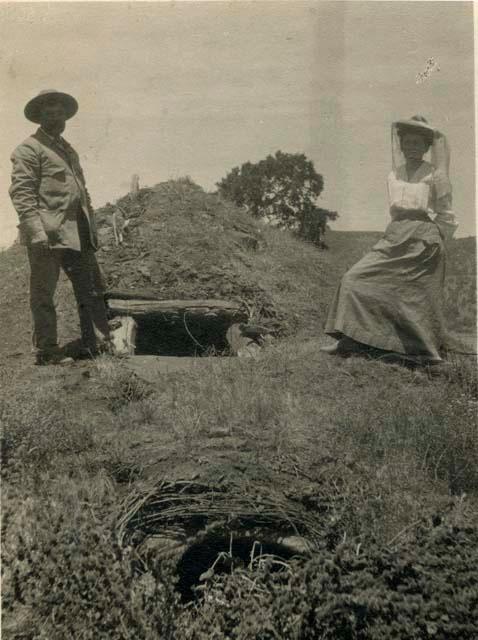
<box><xmin>3</xmin><ymin>483</ymin><xmax>476</xmax><ymax>640</ymax></box>
<box><xmin>179</xmin><ymin>524</ymin><xmax>478</xmax><ymax>640</ymax></box>
<box><xmin>1</xmin><ymin>496</ymin><xmax>180</xmax><ymax>640</ymax></box>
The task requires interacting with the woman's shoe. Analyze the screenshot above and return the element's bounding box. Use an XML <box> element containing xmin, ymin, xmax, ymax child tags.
<box><xmin>320</xmin><ymin>337</ymin><xmax>362</xmax><ymax>355</ymax></box>
<box><xmin>320</xmin><ymin>342</ymin><xmax>342</xmax><ymax>355</ymax></box>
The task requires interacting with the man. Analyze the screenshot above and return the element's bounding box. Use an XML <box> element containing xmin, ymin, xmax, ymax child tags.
<box><xmin>9</xmin><ymin>89</ymin><xmax>112</xmax><ymax>365</ymax></box>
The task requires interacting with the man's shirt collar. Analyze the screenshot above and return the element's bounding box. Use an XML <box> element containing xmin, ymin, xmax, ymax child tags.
<box><xmin>39</xmin><ymin>127</ymin><xmax>67</xmax><ymax>148</ymax></box>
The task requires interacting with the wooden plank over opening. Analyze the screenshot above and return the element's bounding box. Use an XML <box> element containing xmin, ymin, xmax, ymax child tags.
<box><xmin>107</xmin><ymin>298</ymin><xmax>248</xmax><ymax>321</ymax></box>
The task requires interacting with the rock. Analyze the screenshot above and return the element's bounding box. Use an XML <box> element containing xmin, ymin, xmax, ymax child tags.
<box><xmin>138</xmin><ymin>534</ymin><xmax>186</xmax><ymax>560</ymax></box>
<box><xmin>278</xmin><ymin>535</ymin><xmax>313</xmax><ymax>554</ymax></box>
<box><xmin>226</xmin><ymin>323</ymin><xmax>268</xmax><ymax>357</ymax></box>
<box><xmin>234</xmin><ymin>232</ymin><xmax>260</xmax><ymax>251</ymax></box>
<box><xmin>237</xmin><ymin>342</ymin><xmax>261</xmax><ymax>358</ymax></box>
<box><xmin>138</xmin><ymin>265</ymin><xmax>151</xmax><ymax>280</ymax></box>
<box><xmin>110</xmin><ymin>316</ymin><xmax>137</xmax><ymax>356</ymax></box>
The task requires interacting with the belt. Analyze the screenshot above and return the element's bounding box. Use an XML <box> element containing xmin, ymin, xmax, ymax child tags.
<box><xmin>392</xmin><ymin>209</ymin><xmax>431</xmax><ymax>223</ymax></box>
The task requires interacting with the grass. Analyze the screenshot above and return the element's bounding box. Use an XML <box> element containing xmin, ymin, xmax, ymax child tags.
<box><xmin>0</xmin><ymin>180</ymin><xmax>476</xmax><ymax>638</ymax></box>
<box><xmin>2</xmin><ymin>339</ymin><xmax>477</xmax><ymax>638</ymax></box>
<box><xmin>3</xmin><ymin>341</ymin><xmax>477</xmax><ymax>512</ymax></box>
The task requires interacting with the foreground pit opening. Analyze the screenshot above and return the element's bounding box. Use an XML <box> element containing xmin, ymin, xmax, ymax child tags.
<box><xmin>120</xmin><ymin>478</ymin><xmax>318</xmax><ymax>603</ymax></box>
<box><xmin>175</xmin><ymin>533</ymin><xmax>298</xmax><ymax>602</ymax></box>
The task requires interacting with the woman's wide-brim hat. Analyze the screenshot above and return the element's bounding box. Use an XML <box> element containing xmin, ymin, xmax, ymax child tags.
<box><xmin>393</xmin><ymin>115</ymin><xmax>437</xmax><ymax>140</ymax></box>
<box><xmin>24</xmin><ymin>89</ymin><xmax>78</xmax><ymax>123</ymax></box>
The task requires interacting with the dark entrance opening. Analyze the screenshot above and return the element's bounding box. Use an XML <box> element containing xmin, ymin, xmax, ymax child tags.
<box><xmin>134</xmin><ymin>314</ymin><xmax>232</xmax><ymax>356</ymax></box>
<box><xmin>105</xmin><ymin>291</ymin><xmax>250</xmax><ymax>357</ymax></box>
<box><xmin>175</xmin><ymin>533</ymin><xmax>297</xmax><ymax>602</ymax></box>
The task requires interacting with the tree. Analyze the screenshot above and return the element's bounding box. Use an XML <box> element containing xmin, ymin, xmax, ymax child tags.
<box><xmin>298</xmin><ymin>205</ymin><xmax>338</xmax><ymax>248</ymax></box>
<box><xmin>217</xmin><ymin>151</ymin><xmax>338</xmax><ymax>243</ymax></box>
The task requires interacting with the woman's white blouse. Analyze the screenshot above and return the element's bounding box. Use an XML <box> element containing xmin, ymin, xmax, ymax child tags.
<box><xmin>388</xmin><ymin>162</ymin><xmax>458</xmax><ymax>240</ymax></box>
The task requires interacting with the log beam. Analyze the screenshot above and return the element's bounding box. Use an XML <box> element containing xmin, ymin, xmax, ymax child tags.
<box><xmin>107</xmin><ymin>298</ymin><xmax>247</xmax><ymax>322</ymax></box>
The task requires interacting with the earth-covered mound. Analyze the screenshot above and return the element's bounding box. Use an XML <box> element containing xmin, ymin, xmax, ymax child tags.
<box><xmin>95</xmin><ymin>178</ymin><xmax>288</xmax><ymax>335</ymax></box>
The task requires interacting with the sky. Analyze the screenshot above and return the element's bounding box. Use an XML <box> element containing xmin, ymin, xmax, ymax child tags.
<box><xmin>0</xmin><ymin>1</ymin><xmax>475</xmax><ymax>248</ymax></box>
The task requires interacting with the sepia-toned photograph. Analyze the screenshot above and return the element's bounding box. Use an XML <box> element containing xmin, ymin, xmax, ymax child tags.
<box><xmin>0</xmin><ymin>1</ymin><xmax>476</xmax><ymax>637</ymax></box>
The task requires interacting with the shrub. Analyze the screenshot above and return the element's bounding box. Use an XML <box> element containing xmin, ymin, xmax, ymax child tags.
<box><xmin>1</xmin><ymin>496</ymin><xmax>180</xmax><ymax>640</ymax></box>
<box><xmin>178</xmin><ymin>524</ymin><xmax>478</xmax><ymax>640</ymax></box>
<box><xmin>3</xmin><ymin>482</ymin><xmax>476</xmax><ymax>640</ymax></box>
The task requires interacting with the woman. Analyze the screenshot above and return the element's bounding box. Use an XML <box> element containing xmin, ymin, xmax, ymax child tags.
<box><xmin>323</xmin><ymin>115</ymin><xmax>457</xmax><ymax>364</ymax></box>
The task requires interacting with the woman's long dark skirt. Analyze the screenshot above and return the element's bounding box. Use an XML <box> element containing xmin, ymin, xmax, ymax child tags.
<box><xmin>325</xmin><ymin>216</ymin><xmax>446</xmax><ymax>361</ymax></box>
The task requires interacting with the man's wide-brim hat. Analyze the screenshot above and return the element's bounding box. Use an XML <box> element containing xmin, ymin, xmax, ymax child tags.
<box><xmin>24</xmin><ymin>89</ymin><xmax>78</xmax><ymax>123</ymax></box>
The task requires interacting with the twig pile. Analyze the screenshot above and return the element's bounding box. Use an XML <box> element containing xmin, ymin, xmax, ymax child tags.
<box><xmin>117</xmin><ymin>477</ymin><xmax>330</xmax><ymax>551</ymax></box>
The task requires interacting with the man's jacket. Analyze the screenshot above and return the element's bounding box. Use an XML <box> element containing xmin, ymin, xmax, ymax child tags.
<box><xmin>9</xmin><ymin>128</ymin><xmax>98</xmax><ymax>251</ymax></box>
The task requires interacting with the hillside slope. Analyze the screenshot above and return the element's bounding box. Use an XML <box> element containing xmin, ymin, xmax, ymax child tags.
<box><xmin>0</xmin><ymin>180</ymin><xmax>475</xmax><ymax>364</ymax></box>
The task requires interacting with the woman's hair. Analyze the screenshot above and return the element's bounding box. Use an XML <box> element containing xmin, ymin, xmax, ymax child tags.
<box><xmin>396</xmin><ymin>116</ymin><xmax>434</xmax><ymax>149</ymax></box>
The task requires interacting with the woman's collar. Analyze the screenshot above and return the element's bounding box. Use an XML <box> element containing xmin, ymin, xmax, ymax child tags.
<box><xmin>397</xmin><ymin>161</ymin><xmax>433</xmax><ymax>182</ymax></box>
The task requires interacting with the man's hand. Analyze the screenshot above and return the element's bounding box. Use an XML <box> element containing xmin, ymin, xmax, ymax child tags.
<box><xmin>30</xmin><ymin>238</ymin><xmax>49</xmax><ymax>250</ymax></box>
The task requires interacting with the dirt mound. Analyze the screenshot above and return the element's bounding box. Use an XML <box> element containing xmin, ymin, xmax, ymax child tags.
<box><xmin>95</xmin><ymin>178</ymin><xmax>288</xmax><ymax>334</ymax></box>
